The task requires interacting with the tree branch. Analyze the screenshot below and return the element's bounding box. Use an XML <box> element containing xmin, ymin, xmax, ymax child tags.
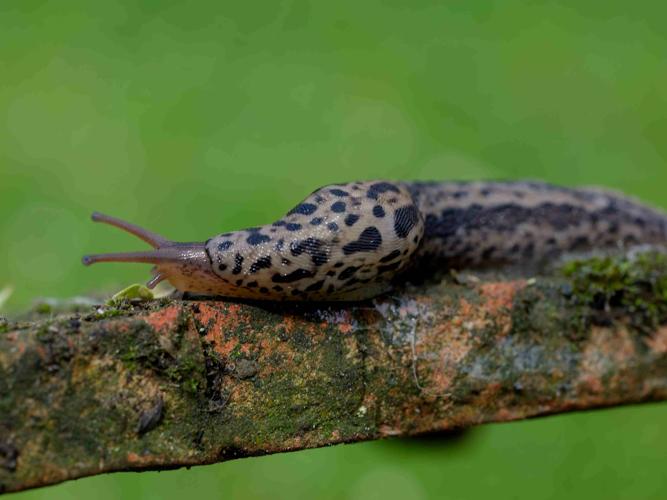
<box><xmin>1</xmin><ymin>252</ymin><xmax>666</xmax><ymax>493</ymax></box>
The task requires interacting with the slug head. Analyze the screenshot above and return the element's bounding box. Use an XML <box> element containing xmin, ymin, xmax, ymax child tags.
<box><xmin>82</xmin><ymin>212</ymin><xmax>217</xmax><ymax>293</ymax></box>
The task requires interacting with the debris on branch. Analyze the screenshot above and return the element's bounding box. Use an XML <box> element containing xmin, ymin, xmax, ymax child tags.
<box><xmin>1</xmin><ymin>251</ymin><xmax>666</xmax><ymax>493</ymax></box>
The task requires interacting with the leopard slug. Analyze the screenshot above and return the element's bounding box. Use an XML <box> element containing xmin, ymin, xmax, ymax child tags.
<box><xmin>82</xmin><ymin>180</ymin><xmax>667</xmax><ymax>301</ymax></box>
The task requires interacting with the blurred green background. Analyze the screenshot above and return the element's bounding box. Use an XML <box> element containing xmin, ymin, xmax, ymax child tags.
<box><xmin>1</xmin><ymin>0</ymin><xmax>666</xmax><ymax>498</ymax></box>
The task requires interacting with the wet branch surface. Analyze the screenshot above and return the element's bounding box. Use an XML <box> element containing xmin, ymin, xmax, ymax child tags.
<box><xmin>1</xmin><ymin>252</ymin><xmax>667</xmax><ymax>493</ymax></box>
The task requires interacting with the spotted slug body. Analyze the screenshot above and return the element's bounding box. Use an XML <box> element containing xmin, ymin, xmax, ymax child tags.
<box><xmin>83</xmin><ymin>180</ymin><xmax>667</xmax><ymax>301</ymax></box>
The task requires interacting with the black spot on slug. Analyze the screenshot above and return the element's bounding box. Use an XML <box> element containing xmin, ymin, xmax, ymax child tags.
<box><xmin>338</xmin><ymin>266</ymin><xmax>360</xmax><ymax>280</ymax></box>
<box><xmin>290</xmin><ymin>241</ymin><xmax>305</xmax><ymax>256</ymax></box>
<box><xmin>305</xmin><ymin>280</ymin><xmax>325</xmax><ymax>292</ymax></box>
<box><xmin>247</xmin><ymin>281</ymin><xmax>258</xmax><ymax>288</ymax></box>
<box><xmin>291</xmin><ymin>238</ymin><xmax>320</xmax><ymax>256</ymax></box>
<box><xmin>285</xmin><ymin>223</ymin><xmax>302</xmax><ymax>231</ymax></box>
<box><xmin>342</xmin><ymin>226</ymin><xmax>382</xmax><ymax>255</ymax></box>
<box><xmin>236</xmin><ymin>279</ymin><xmax>243</xmax><ymax>286</ymax></box>
<box><xmin>523</xmin><ymin>242</ymin><xmax>535</xmax><ymax>258</ymax></box>
<box><xmin>217</xmin><ymin>241</ymin><xmax>233</xmax><ymax>251</ymax></box>
<box><xmin>344</xmin><ymin>214</ymin><xmax>360</xmax><ymax>226</ymax></box>
<box><xmin>218</xmin><ymin>263</ymin><xmax>228</xmax><ymax>271</ymax></box>
<box><xmin>249</xmin><ymin>256</ymin><xmax>272</xmax><ymax>273</ymax></box>
<box><xmin>331</xmin><ymin>201</ymin><xmax>346</xmax><ymax>213</ymax></box>
<box><xmin>326</xmin><ymin>270</ymin><xmax>336</xmax><ymax>277</ymax></box>
<box><xmin>272</xmin><ymin>220</ymin><xmax>286</xmax><ymax>227</ymax></box>
<box><xmin>232</xmin><ymin>254</ymin><xmax>244</xmax><ymax>274</ymax></box>
<box><xmin>272</xmin><ymin>268</ymin><xmax>315</xmax><ymax>283</ymax></box>
<box><xmin>377</xmin><ymin>261</ymin><xmax>401</xmax><ymax>274</ymax></box>
<box><xmin>260</xmin><ymin>287</ymin><xmax>269</xmax><ymax>294</ymax></box>
<box><xmin>288</xmin><ymin>203</ymin><xmax>317</xmax><ymax>216</ymax></box>
<box><xmin>327</xmin><ymin>222</ymin><xmax>339</xmax><ymax>232</ymax></box>
<box><xmin>379</xmin><ymin>249</ymin><xmax>401</xmax><ymax>263</ymax></box>
<box><xmin>310</xmin><ymin>217</ymin><xmax>323</xmax><ymax>225</ymax></box>
<box><xmin>569</xmin><ymin>236</ymin><xmax>589</xmax><ymax>251</ymax></box>
<box><xmin>247</xmin><ymin>233</ymin><xmax>271</xmax><ymax>246</ymax></box>
<box><xmin>273</xmin><ymin>285</ymin><xmax>283</xmax><ymax>292</ymax></box>
<box><xmin>367</xmin><ymin>182</ymin><xmax>400</xmax><ymax>200</ymax></box>
<box><xmin>373</xmin><ymin>205</ymin><xmax>385</xmax><ymax>218</ymax></box>
<box><xmin>427</xmin><ymin>202</ymin><xmax>596</xmax><ymax>241</ymax></box>
<box><xmin>330</xmin><ymin>189</ymin><xmax>349</xmax><ymax>197</ymax></box>
<box><xmin>290</xmin><ymin>237</ymin><xmax>329</xmax><ymax>265</ymax></box>
<box><xmin>312</xmin><ymin>252</ymin><xmax>328</xmax><ymax>266</ymax></box>
<box><xmin>334</xmin><ymin>262</ymin><xmax>344</xmax><ymax>268</ymax></box>
<box><xmin>282</xmin><ymin>258</ymin><xmax>291</xmax><ymax>265</ymax></box>
<box><xmin>482</xmin><ymin>247</ymin><xmax>496</xmax><ymax>260</ymax></box>
<box><xmin>394</xmin><ymin>205</ymin><xmax>420</xmax><ymax>238</ymax></box>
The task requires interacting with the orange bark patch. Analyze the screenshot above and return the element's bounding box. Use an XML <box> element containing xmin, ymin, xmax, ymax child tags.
<box><xmin>144</xmin><ymin>305</ymin><xmax>182</xmax><ymax>334</ymax></box>
<box><xmin>338</xmin><ymin>321</ymin><xmax>354</xmax><ymax>334</ymax></box>
<box><xmin>577</xmin><ymin>327</ymin><xmax>636</xmax><ymax>394</ymax></box>
<box><xmin>436</xmin><ymin>332</ymin><xmax>473</xmax><ymax>390</ymax></box>
<box><xmin>458</xmin><ymin>298</ymin><xmax>474</xmax><ymax>318</ymax></box>
<box><xmin>414</xmin><ymin>287</ymin><xmax>515</xmax><ymax>394</ymax></box>
<box><xmin>199</xmin><ymin>303</ymin><xmax>245</xmax><ymax>334</ymax></box>
<box><xmin>126</xmin><ymin>452</ymin><xmax>160</xmax><ymax>465</ymax></box>
<box><xmin>480</xmin><ymin>281</ymin><xmax>526</xmax><ymax>338</ymax></box>
<box><xmin>379</xmin><ymin>424</ymin><xmax>402</xmax><ymax>437</ymax></box>
<box><xmin>647</xmin><ymin>325</ymin><xmax>667</xmax><ymax>354</ymax></box>
<box><xmin>281</xmin><ymin>315</ymin><xmax>297</xmax><ymax>335</ymax></box>
<box><xmin>479</xmin><ymin>280</ymin><xmax>525</xmax><ymax>315</ymax></box>
<box><xmin>577</xmin><ymin>374</ymin><xmax>605</xmax><ymax>395</ymax></box>
<box><xmin>198</xmin><ymin>303</ymin><xmax>251</xmax><ymax>357</ymax></box>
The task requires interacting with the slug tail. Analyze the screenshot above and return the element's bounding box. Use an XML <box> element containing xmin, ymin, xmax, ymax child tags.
<box><xmin>91</xmin><ymin>212</ymin><xmax>169</xmax><ymax>248</ymax></box>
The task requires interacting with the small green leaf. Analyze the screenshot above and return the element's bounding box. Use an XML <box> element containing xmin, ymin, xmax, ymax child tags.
<box><xmin>108</xmin><ymin>284</ymin><xmax>154</xmax><ymax>304</ymax></box>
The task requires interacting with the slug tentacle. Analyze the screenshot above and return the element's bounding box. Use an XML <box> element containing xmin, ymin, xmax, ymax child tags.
<box><xmin>82</xmin><ymin>246</ymin><xmax>204</xmax><ymax>266</ymax></box>
<box><xmin>146</xmin><ymin>272</ymin><xmax>166</xmax><ymax>289</ymax></box>
<box><xmin>90</xmin><ymin>212</ymin><xmax>168</xmax><ymax>248</ymax></box>
<box><xmin>82</xmin><ymin>213</ymin><xmax>214</xmax><ymax>291</ymax></box>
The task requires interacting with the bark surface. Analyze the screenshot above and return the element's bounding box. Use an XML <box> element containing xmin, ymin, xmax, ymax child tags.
<box><xmin>1</xmin><ymin>252</ymin><xmax>666</xmax><ymax>493</ymax></box>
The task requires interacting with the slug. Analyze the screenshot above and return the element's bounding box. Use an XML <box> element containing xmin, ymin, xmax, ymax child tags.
<box><xmin>83</xmin><ymin>180</ymin><xmax>667</xmax><ymax>301</ymax></box>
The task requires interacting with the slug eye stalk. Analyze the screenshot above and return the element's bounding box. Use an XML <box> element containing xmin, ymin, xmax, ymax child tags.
<box><xmin>82</xmin><ymin>212</ymin><xmax>208</xmax><ymax>289</ymax></box>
